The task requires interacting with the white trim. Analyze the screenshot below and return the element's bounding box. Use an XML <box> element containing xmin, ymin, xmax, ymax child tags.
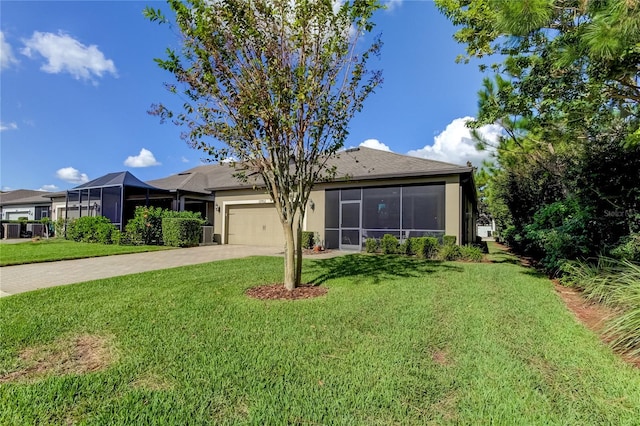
<box><xmin>221</xmin><ymin>199</ymin><xmax>274</xmax><ymax>244</ymax></box>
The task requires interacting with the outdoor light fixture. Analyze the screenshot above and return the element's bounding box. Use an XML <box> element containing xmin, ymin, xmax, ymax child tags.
<box><xmin>215</xmin><ymin>203</ymin><xmax>220</xmax><ymax>212</ymax></box>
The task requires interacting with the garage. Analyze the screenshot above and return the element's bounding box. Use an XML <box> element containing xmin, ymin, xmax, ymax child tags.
<box><xmin>226</xmin><ymin>204</ymin><xmax>285</xmax><ymax>247</ymax></box>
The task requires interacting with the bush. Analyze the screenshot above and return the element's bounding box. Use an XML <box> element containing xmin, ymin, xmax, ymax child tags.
<box><xmin>611</xmin><ymin>233</ymin><xmax>640</xmax><ymax>262</ymax></box>
<box><xmin>65</xmin><ymin>216</ymin><xmax>118</xmax><ymax>244</ymax></box>
<box><xmin>412</xmin><ymin>237</ymin><xmax>439</xmax><ymax>259</ymax></box>
<box><xmin>365</xmin><ymin>238</ymin><xmax>378</xmax><ymax>253</ymax></box>
<box><xmin>301</xmin><ymin>231</ymin><xmax>315</xmax><ymax>249</ymax></box>
<box><xmin>438</xmin><ymin>244</ymin><xmax>462</xmax><ymax>261</ymax></box>
<box><xmin>125</xmin><ymin>206</ymin><xmax>165</xmax><ymax>245</ymax></box>
<box><xmin>380</xmin><ymin>234</ymin><xmax>399</xmax><ymax>254</ymax></box>
<box><xmin>162</xmin><ymin>218</ymin><xmax>203</xmax><ymax>247</ymax></box>
<box><xmin>398</xmin><ymin>239</ymin><xmax>414</xmax><ymax>256</ymax></box>
<box><xmin>459</xmin><ymin>245</ymin><xmax>484</xmax><ymax>262</ymax></box>
<box><xmin>443</xmin><ymin>235</ymin><xmax>457</xmax><ymax>246</ymax></box>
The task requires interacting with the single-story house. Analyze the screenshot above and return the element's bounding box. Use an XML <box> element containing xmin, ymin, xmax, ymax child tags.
<box><xmin>149</xmin><ymin>146</ymin><xmax>478</xmax><ymax>249</ymax></box>
<box><xmin>0</xmin><ymin>190</ymin><xmax>52</xmax><ymax>221</ymax></box>
<box><xmin>44</xmin><ymin>147</ymin><xmax>477</xmax><ymax>249</ymax></box>
<box><xmin>47</xmin><ymin>172</ymin><xmax>177</xmax><ymax>229</ymax></box>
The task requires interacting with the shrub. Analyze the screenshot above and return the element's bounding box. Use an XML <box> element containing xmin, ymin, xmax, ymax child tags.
<box><xmin>380</xmin><ymin>234</ymin><xmax>399</xmax><ymax>254</ymax></box>
<box><xmin>412</xmin><ymin>237</ymin><xmax>439</xmax><ymax>259</ymax></box>
<box><xmin>365</xmin><ymin>238</ymin><xmax>378</xmax><ymax>253</ymax></box>
<box><xmin>438</xmin><ymin>244</ymin><xmax>462</xmax><ymax>261</ymax></box>
<box><xmin>65</xmin><ymin>216</ymin><xmax>118</xmax><ymax>244</ymax></box>
<box><xmin>398</xmin><ymin>239</ymin><xmax>414</xmax><ymax>256</ymax></box>
<box><xmin>301</xmin><ymin>231</ymin><xmax>315</xmax><ymax>249</ymax></box>
<box><xmin>459</xmin><ymin>245</ymin><xmax>484</xmax><ymax>262</ymax></box>
<box><xmin>443</xmin><ymin>235</ymin><xmax>457</xmax><ymax>246</ymax></box>
<box><xmin>162</xmin><ymin>218</ymin><xmax>203</xmax><ymax>247</ymax></box>
<box><xmin>125</xmin><ymin>206</ymin><xmax>165</xmax><ymax>245</ymax></box>
<box><xmin>611</xmin><ymin>233</ymin><xmax>640</xmax><ymax>262</ymax></box>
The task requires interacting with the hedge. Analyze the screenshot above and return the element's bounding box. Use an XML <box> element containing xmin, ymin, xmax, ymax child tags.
<box><xmin>162</xmin><ymin>218</ymin><xmax>202</xmax><ymax>247</ymax></box>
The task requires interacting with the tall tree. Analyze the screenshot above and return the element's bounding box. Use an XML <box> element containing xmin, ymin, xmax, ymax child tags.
<box><xmin>145</xmin><ymin>0</ymin><xmax>382</xmax><ymax>290</ymax></box>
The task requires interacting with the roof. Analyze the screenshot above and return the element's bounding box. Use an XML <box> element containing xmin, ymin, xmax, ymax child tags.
<box><xmin>71</xmin><ymin>171</ymin><xmax>165</xmax><ymax>191</ymax></box>
<box><xmin>154</xmin><ymin>146</ymin><xmax>471</xmax><ymax>192</ymax></box>
<box><xmin>0</xmin><ymin>189</ymin><xmax>52</xmax><ymax>206</ymax></box>
<box><xmin>326</xmin><ymin>147</ymin><xmax>472</xmax><ymax>182</ymax></box>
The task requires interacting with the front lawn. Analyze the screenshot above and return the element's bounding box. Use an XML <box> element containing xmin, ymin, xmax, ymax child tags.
<box><xmin>1</xmin><ymin>248</ymin><xmax>639</xmax><ymax>424</ymax></box>
<box><xmin>0</xmin><ymin>239</ymin><xmax>172</xmax><ymax>266</ymax></box>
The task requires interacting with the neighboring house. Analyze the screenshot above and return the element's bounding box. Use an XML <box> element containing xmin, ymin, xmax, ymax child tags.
<box><xmin>47</xmin><ymin>172</ymin><xmax>175</xmax><ymax>230</ymax></box>
<box><xmin>48</xmin><ymin>147</ymin><xmax>478</xmax><ymax>249</ymax></box>
<box><xmin>0</xmin><ymin>190</ymin><xmax>52</xmax><ymax>221</ymax></box>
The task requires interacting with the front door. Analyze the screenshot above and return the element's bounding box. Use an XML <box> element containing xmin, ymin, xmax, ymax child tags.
<box><xmin>340</xmin><ymin>200</ymin><xmax>361</xmax><ymax>250</ymax></box>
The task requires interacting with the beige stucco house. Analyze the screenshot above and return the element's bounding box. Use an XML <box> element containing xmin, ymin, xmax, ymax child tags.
<box><xmin>149</xmin><ymin>146</ymin><xmax>478</xmax><ymax>249</ymax></box>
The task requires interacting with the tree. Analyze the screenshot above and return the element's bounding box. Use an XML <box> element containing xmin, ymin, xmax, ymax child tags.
<box><xmin>145</xmin><ymin>0</ymin><xmax>383</xmax><ymax>290</ymax></box>
<box><xmin>437</xmin><ymin>0</ymin><xmax>640</xmax><ymax>272</ymax></box>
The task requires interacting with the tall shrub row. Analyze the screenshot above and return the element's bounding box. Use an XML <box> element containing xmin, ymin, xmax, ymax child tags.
<box><xmin>61</xmin><ymin>206</ymin><xmax>205</xmax><ymax>247</ymax></box>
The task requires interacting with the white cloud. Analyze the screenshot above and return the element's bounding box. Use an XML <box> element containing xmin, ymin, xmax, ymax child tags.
<box><xmin>359</xmin><ymin>138</ymin><xmax>391</xmax><ymax>152</ymax></box>
<box><xmin>56</xmin><ymin>167</ymin><xmax>89</xmax><ymax>184</ymax></box>
<box><xmin>384</xmin><ymin>0</ymin><xmax>403</xmax><ymax>11</ymax></box>
<box><xmin>0</xmin><ymin>31</ymin><xmax>18</xmax><ymax>70</ymax></box>
<box><xmin>181</xmin><ymin>156</ymin><xmax>189</xmax><ymax>163</ymax></box>
<box><xmin>21</xmin><ymin>31</ymin><xmax>117</xmax><ymax>83</ymax></box>
<box><xmin>124</xmin><ymin>148</ymin><xmax>161</xmax><ymax>168</ymax></box>
<box><xmin>407</xmin><ymin>117</ymin><xmax>502</xmax><ymax>167</ymax></box>
<box><xmin>2</xmin><ymin>186</ymin><xmax>14</xmax><ymax>192</ymax></box>
<box><xmin>38</xmin><ymin>184</ymin><xmax>59</xmax><ymax>192</ymax></box>
<box><xmin>0</xmin><ymin>122</ymin><xmax>18</xmax><ymax>132</ymax></box>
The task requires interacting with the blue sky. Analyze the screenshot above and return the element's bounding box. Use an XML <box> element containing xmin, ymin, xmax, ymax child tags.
<box><xmin>1</xmin><ymin>0</ymin><xmax>501</xmax><ymax>192</ymax></box>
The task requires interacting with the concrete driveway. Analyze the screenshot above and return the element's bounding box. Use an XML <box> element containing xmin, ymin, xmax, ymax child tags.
<box><xmin>0</xmin><ymin>245</ymin><xmax>344</xmax><ymax>297</ymax></box>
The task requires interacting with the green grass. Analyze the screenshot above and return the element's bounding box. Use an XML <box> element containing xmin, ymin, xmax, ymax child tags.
<box><xmin>0</xmin><ymin>239</ymin><xmax>172</xmax><ymax>266</ymax></box>
<box><xmin>1</xmin><ymin>245</ymin><xmax>639</xmax><ymax>424</ymax></box>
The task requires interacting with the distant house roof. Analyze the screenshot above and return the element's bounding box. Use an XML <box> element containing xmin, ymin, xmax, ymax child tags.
<box><xmin>72</xmin><ymin>171</ymin><xmax>164</xmax><ymax>191</ymax></box>
<box><xmin>0</xmin><ymin>189</ymin><xmax>52</xmax><ymax>206</ymax></box>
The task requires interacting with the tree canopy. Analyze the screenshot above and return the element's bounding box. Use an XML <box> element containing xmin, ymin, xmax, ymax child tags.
<box><xmin>437</xmin><ymin>0</ymin><xmax>640</xmax><ymax>273</ymax></box>
<box><xmin>145</xmin><ymin>0</ymin><xmax>383</xmax><ymax>289</ymax></box>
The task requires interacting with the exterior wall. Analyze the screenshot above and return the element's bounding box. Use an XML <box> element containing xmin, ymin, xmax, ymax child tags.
<box><xmin>444</xmin><ymin>176</ymin><xmax>461</xmax><ymax>244</ymax></box>
<box><xmin>2</xmin><ymin>205</ymin><xmax>36</xmax><ymax>221</ymax></box>
<box><xmin>304</xmin><ymin>188</ymin><xmax>325</xmax><ymax>244</ymax></box>
<box><xmin>214</xmin><ymin>175</ymin><xmax>466</xmax><ymax>248</ymax></box>
<box><xmin>212</xmin><ymin>188</ymin><xmax>274</xmax><ymax>244</ymax></box>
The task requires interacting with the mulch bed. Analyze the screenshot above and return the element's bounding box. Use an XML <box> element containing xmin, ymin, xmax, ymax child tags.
<box><xmin>246</xmin><ymin>284</ymin><xmax>327</xmax><ymax>300</ymax></box>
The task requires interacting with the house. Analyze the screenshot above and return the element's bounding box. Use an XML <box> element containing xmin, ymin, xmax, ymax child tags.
<box><xmin>0</xmin><ymin>190</ymin><xmax>52</xmax><ymax>221</ymax></box>
<box><xmin>150</xmin><ymin>147</ymin><xmax>477</xmax><ymax>249</ymax></box>
<box><xmin>47</xmin><ymin>172</ymin><xmax>176</xmax><ymax>230</ymax></box>
<box><xmin>48</xmin><ymin>147</ymin><xmax>477</xmax><ymax>249</ymax></box>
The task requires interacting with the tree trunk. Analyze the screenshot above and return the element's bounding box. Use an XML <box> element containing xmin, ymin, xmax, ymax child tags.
<box><xmin>295</xmin><ymin>222</ymin><xmax>303</xmax><ymax>286</ymax></box>
<box><xmin>283</xmin><ymin>221</ymin><xmax>297</xmax><ymax>291</ymax></box>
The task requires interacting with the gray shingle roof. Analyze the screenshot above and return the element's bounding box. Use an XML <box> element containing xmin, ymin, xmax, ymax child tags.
<box><xmin>73</xmin><ymin>171</ymin><xmax>163</xmax><ymax>191</ymax></box>
<box><xmin>146</xmin><ymin>147</ymin><xmax>472</xmax><ymax>193</ymax></box>
<box><xmin>0</xmin><ymin>190</ymin><xmax>52</xmax><ymax>206</ymax></box>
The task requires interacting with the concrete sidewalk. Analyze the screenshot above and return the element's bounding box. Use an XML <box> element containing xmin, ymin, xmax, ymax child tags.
<box><xmin>0</xmin><ymin>245</ymin><xmax>345</xmax><ymax>297</ymax></box>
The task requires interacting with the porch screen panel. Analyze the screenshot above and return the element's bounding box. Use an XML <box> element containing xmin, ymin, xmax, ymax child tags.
<box><xmin>102</xmin><ymin>186</ymin><xmax>122</xmax><ymax>226</ymax></box>
<box><xmin>325</xmin><ymin>190</ymin><xmax>339</xmax><ymax>229</ymax></box>
<box><xmin>402</xmin><ymin>185</ymin><xmax>445</xmax><ymax>231</ymax></box>
<box><xmin>362</xmin><ymin>187</ymin><xmax>400</xmax><ymax>230</ymax></box>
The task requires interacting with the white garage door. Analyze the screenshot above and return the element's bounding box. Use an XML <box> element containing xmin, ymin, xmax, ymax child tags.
<box><xmin>226</xmin><ymin>204</ymin><xmax>285</xmax><ymax>247</ymax></box>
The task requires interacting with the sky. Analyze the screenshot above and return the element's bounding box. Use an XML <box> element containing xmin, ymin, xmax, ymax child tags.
<box><xmin>0</xmin><ymin>0</ymin><xmax>502</xmax><ymax>192</ymax></box>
